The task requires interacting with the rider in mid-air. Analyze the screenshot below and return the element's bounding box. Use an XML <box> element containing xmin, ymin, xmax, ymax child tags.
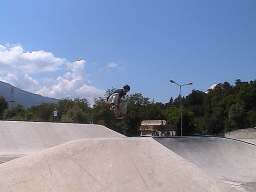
<box><xmin>107</xmin><ymin>85</ymin><xmax>130</xmax><ymax>118</ymax></box>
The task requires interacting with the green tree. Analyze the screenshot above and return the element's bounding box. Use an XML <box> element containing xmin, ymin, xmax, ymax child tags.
<box><xmin>91</xmin><ymin>97</ymin><xmax>115</xmax><ymax>126</ymax></box>
<box><xmin>30</xmin><ymin>103</ymin><xmax>56</xmax><ymax>121</ymax></box>
<box><xmin>3</xmin><ymin>105</ymin><xmax>26</xmax><ymax>120</ymax></box>
<box><xmin>0</xmin><ymin>96</ymin><xmax>8</xmax><ymax>119</ymax></box>
<box><xmin>61</xmin><ymin>105</ymin><xmax>90</xmax><ymax>123</ymax></box>
<box><xmin>228</xmin><ymin>103</ymin><xmax>246</xmax><ymax>130</ymax></box>
<box><xmin>247</xmin><ymin>111</ymin><xmax>256</xmax><ymax>127</ymax></box>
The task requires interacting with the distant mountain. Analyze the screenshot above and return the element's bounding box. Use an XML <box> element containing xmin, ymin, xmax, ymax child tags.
<box><xmin>0</xmin><ymin>81</ymin><xmax>58</xmax><ymax>108</ymax></box>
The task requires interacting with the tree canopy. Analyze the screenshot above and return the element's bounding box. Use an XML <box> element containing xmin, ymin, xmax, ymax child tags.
<box><xmin>1</xmin><ymin>79</ymin><xmax>255</xmax><ymax>136</ymax></box>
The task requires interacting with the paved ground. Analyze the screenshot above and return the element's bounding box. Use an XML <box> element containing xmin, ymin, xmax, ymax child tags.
<box><xmin>0</xmin><ymin>138</ymin><xmax>236</xmax><ymax>192</ymax></box>
<box><xmin>155</xmin><ymin>137</ymin><xmax>256</xmax><ymax>192</ymax></box>
<box><xmin>0</xmin><ymin>121</ymin><xmax>124</xmax><ymax>163</ymax></box>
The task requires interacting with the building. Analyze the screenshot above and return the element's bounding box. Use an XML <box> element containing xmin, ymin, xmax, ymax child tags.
<box><xmin>140</xmin><ymin>120</ymin><xmax>176</xmax><ymax>137</ymax></box>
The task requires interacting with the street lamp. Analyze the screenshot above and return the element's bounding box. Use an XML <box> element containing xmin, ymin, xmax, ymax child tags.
<box><xmin>170</xmin><ymin>80</ymin><xmax>193</xmax><ymax>136</ymax></box>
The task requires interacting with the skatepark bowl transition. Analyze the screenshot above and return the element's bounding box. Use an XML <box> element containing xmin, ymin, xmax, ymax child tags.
<box><xmin>155</xmin><ymin>137</ymin><xmax>256</xmax><ymax>192</ymax></box>
<box><xmin>0</xmin><ymin>121</ymin><xmax>255</xmax><ymax>192</ymax></box>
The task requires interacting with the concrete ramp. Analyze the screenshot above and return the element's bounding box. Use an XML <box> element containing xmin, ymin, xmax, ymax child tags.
<box><xmin>0</xmin><ymin>121</ymin><xmax>123</xmax><ymax>162</ymax></box>
<box><xmin>0</xmin><ymin>138</ymin><xmax>236</xmax><ymax>192</ymax></box>
<box><xmin>155</xmin><ymin>137</ymin><xmax>256</xmax><ymax>192</ymax></box>
<box><xmin>225</xmin><ymin>128</ymin><xmax>256</xmax><ymax>139</ymax></box>
<box><xmin>225</xmin><ymin>128</ymin><xmax>256</xmax><ymax>145</ymax></box>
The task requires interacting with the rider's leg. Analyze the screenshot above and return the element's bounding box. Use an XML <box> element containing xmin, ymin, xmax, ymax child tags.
<box><xmin>119</xmin><ymin>102</ymin><xmax>126</xmax><ymax>116</ymax></box>
<box><xmin>122</xmin><ymin>101</ymin><xmax>127</xmax><ymax>115</ymax></box>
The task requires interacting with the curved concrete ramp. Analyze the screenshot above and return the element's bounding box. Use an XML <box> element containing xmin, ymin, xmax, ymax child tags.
<box><xmin>0</xmin><ymin>138</ymin><xmax>236</xmax><ymax>192</ymax></box>
<box><xmin>226</xmin><ymin>128</ymin><xmax>256</xmax><ymax>139</ymax></box>
<box><xmin>155</xmin><ymin>137</ymin><xmax>256</xmax><ymax>192</ymax></box>
<box><xmin>226</xmin><ymin>128</ymin><xmax>256</xmax><ymax>145</ymax></box>
<box><xmin>0</xmin><ymin>121</ymin><xmax>123</xmax><ymax>162</ymax></box>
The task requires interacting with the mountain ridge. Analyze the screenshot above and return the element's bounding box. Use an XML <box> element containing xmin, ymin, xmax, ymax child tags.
<box><xmin>0</xmin><ymin>81</ymin><xmax>58</xmax><ymax>108</ymax></box>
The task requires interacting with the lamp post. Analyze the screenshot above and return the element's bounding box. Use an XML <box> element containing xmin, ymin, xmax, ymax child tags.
<box><xmin>170</xmin><ymin>80</ymin><xmax>192</xmax><ymax>136</ymax></box>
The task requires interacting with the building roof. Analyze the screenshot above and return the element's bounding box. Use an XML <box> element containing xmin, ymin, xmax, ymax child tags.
<box><xmin>141</xmin><ymin>120</ymin><xmax>167</xmax><ymax>126</ymax></box>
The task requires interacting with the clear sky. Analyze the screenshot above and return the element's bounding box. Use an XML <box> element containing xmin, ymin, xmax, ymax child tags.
<box><xmin>0</xmin><ymin>0</ymin><xmax>255</xmax><ymax>103</ymax></box>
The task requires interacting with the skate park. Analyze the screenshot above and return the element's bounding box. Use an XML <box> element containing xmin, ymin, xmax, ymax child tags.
<box><xmin>0</xmin><ymin>121</ymin><xmax>124</xmax><ymax>163</ymax></box>
<box><xmin>156</xmin><ymin>136</ymin><xmax>256</xmax><ymax>192</ymax></box>
<box><xmin>0</xmin><ymin>121</ymin><xmax>255</xmax><ymax>192</ymax></box>
<box><xmin>1</xmin><ymin>0</ymin><xmax>256</xmax><ymax>191</ymax></box>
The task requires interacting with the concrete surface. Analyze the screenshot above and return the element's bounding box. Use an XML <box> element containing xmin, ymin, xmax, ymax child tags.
<box><xmin>0</xmin><ymin>137</ymin><xmax>237</xmax><ymax>192</ymax></box>
<box><xmin>225</xmin><ymin>128</ymin><xmax>256</xmax><ymax>139</ymax></box>
<box><xmin>238</xmin><ymin>139</ymin><xmax>256</xmax><ymax>145</ymax></box>
<box><xmin>0</xmin><ymin>121</ymin><xmax>123</xmax><ymax>163</ymax></box>
<box><xmin>225</xmin><ymin>128</ymin><xmax>256</xmax><ymax>145</ymax></box>
<box><xmin>155</xmin><ymin>137</ymin><xmax>256</xmax><ymax>192</ymax></box>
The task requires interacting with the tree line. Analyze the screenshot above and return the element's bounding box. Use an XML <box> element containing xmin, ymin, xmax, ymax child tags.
<box><xmin>0</xmin><ymin>79</ymin><xmax>255</xmax><ymax>136</ymax></box>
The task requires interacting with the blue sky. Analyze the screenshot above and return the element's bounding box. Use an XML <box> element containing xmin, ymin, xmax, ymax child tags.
<box><xmin>0</xmin><ymin>0</ymin><xmax>255</xmax><ymax>103</ymax></box>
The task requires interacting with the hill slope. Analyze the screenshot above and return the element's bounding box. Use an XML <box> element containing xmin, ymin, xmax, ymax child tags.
<box><xmin>0</xmin><ymin>81</ymin><xmax>58</xmax><ymax>107</ymax></box>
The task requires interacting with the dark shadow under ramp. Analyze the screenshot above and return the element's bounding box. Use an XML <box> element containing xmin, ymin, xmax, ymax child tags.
<box><xmin>155</xmin><ymin>137</ymin><xmax>256</xmax><ymax>192</ymax></box>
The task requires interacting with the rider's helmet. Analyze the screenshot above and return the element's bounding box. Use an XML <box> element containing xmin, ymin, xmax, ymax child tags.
<box><xmin>123</xmin><ymin>84</ymin><xmax>130</xmax><ymax>92</ymax></box>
